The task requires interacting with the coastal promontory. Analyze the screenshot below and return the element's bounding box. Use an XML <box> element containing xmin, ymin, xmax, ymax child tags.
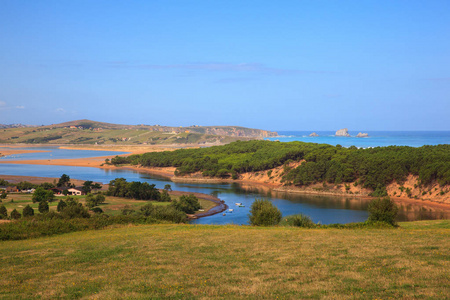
<box><xmin>309</xmin><ymin>132</ymin><xmax>319</xmax><ymax>137</ymax></box>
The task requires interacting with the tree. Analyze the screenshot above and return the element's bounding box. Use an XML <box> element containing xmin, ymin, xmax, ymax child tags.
<box><xmin>11</xmin><ymin>209</ymin><xmax>21</xmax><ymax>219</ymax></box>
<box><xmin>23</xmin><ymin>205</ymin><xmax>35</xmax><ymax>217</ymax></box>
<box><xmin>40</xmin><ymin>182</ymin><xmax>55</xmax><ymax>189</ymax></box>
<box><xmin>82</xmin><ymin>181</ymin><xmax>94</xmax><ymax>194</ymax></box>
<box><xmin>367</xmin><ymin>197</ymin><xmax>398</xmax><ymax>226</ymax></box>
<box><xmin>0</xmin><ymin>191</ymin><xmax>7</xmax><ymax>200</ymax></box>
<box><xmin>32</xmin><ymin>187</ymin><xmax>54</xmax><ymax>203</ymax></box>
<box><xmin>85</xmin><ymin>193</ymin><xmax>105</xmax><ymax>208</ymax></box>
<box><xmin>171</xmin><ymin>194</ymin><xmax>202</xmax><ymax>214</ymax></box>
<box><xmin>38</xmin><ymin>200</ymin><xmax>49</xmax><ymax>213</ymax></box>
<box><xmin>0</xmin><ymin>205</ymin><xmax>7</xmax><ymax>219</ymax></box>
<box><xmin>249</xmin><ymin>199</ymin><xmax>282</xmax><ymax>226</ymax></box>
<box><xmin>57</xmin><ymin>174</ymin><xmax>71</xmax><ymax>187</ymax></box>
<box><xmin>164</xmin><ymin>184</ymin><xmax>172</xmax><ymax>191</ymax></box>
<box><xmin>17</xmin><ymin>181</ymin><xmax>35</xmax><ymax>191</ymax></box>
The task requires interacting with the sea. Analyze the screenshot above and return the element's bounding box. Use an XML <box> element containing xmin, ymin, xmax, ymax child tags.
<box><xmin>266</xmin><ymin>131</ymin><xmax>450</xmax><ymax>148</ymax></box>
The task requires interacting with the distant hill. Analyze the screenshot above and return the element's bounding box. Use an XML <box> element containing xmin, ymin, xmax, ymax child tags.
<box><xmin>0</xmin><ymin>119</ymin><xmax>278</xmax><ymax>145</ymax></box>
<box><xmin>0</xmin><ymin>123</ymin><xmax>37</xmax><ymax>129</ymax></box>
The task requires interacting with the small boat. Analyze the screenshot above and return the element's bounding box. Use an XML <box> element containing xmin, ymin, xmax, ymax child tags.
<box><xmin>239</xmin><ymin>205</ymin><xmax>245</xmax><ymax>207</ymax></box>
<box><xmin>235</xmin><ymin>202</ymin><xmax>242</xmax><ymax>206</ymax></box>
<box><xmin>223</xmin><ymin>213</ymin><xmax>226</xmax><ymax>216</ymax></box>
<box><xmin>228</xmin><ymin>209</ymin><xmax>234</xmax><ymax>212</ymax></box>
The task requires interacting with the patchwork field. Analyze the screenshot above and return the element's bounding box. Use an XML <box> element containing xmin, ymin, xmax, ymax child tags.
<box><xmin>0</xmin><ymin>220</ymin><xmax>448</xmax><ymax>299</ymax></box>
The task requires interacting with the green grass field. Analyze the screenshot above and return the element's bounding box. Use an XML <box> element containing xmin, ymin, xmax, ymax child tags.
<box><xmin>0</xmin><ymin>220</ymin><xmax>448</xmax><ymax>299</ymax></box>
<box><xmin>1</xmin><ymin>193</ymin><xmax>216</xmax><ymax>217</ymax></box>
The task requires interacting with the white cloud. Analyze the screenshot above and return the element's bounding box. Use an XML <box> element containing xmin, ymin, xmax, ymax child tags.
<box><xmin>16</xmin><ymin>105</ymin><xmax>25</xmax><ymax>109</ymax></box>
<box><xmin>55</xmin><ymin>108</ymin><xmax>66</xmax><ymax>113</ymax></box>
<box><xmin>0</xmin><ymin>101</ymin><xmax>6</xmax><ymax>107</ymax></box>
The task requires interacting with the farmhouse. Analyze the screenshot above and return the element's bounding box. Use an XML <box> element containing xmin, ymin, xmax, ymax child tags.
<box><xmin>50</xmin><ymin>187</ymin><xmax>65</xmax><ymax>195</ymax></box>
<box><xmin>67</xmin><ymin>187</ymin><xmax>86</xmax><ymax>196</ymax></box>
<box><xmin>0</xmin><ymin>186</ymin><xmax>19</xmax><ymax>193</ymax></box>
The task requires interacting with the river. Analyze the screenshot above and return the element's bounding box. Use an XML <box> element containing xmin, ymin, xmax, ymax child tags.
<box><xmin>1</xmin><ymin>147</ymin><xmax>448</xmax><ymax>224</ymax></box>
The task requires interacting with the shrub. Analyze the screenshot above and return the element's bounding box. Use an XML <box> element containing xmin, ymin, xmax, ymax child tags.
<box><xmin>91</xmin><ymin>207</ymin><xmax>103</xmax><ymax>214</ymax></box>
<box><xmin>0</xmin><ymin>205</ymin><xmax>7</xmax><ymax>219</ymax></box>
<box><xmin>59</xmin><ymin>199</ymin><xmax>90</xmax><ymax>219</ymax></box>
<box><xmin>38</xmin><ymin>201</ymin><xmax>49</xmax><ymax>213</ymax></box>
<box><xmin>369</xmin><ymin>185</ymin><xmax>388</xmax><ymax>197</ymax></box>
<box><xmin>11</xmin><ymin>209</ymin><xmax>21</xmax><ymax>220</ymax></box>
<box><xmin>249</xmin><ymin>199</ymin><xmax>282</xmax><ymax>226</ymax></box>
<box><xmin>139</xmin><ymin>203</ymin><xmax>187</xmax><ymax>223</ymax></box>
<box><xmin>22</xmin><ymin>205</ymin><xmax>35</xmax><ymax>217</ymax></box>
<box><xmin>57</xmin><ymin>200</ymin><xmax>67</xmax><ymax>212</ymax></box>
<box><xmin>280</xmin><ymin>214</ymin><xmax>315</xmax><ymax>228</ymax></box>
<box><xmin>159</xmin><ymin>190</ymin><xmax>172</xmax><ymax>202</ymax></box>
<box><xmin>367</xmin><ymin>197</ymin><xmax>398</xmax><ymax>226</ymax></box>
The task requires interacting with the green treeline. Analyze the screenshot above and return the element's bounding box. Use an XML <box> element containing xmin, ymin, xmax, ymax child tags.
<box><xmin>107</xmin><ymin>178</ymin><xmax>161</xmax><ymax>200</ymax></box>
<box><xmin>111</xmin><ymin>140</ymin><xmax>450</xmax><ymax>192</ymax></box>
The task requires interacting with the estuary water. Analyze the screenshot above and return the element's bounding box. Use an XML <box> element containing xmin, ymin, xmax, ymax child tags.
<box><xmin>0</xmin><ymin>146</ymin><xmax>127</xmax><ymax>160</ymax></box>
<box><xmin>0</xmin><ymin>142</ymin><xmax>449</xmax><ymax>224</ymax></box>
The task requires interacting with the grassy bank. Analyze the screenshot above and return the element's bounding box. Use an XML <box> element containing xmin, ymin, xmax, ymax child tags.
<box><xmin>0</xmin><ymin>220</ymin><xmax>449</xmax><ymax>299</ymax></box>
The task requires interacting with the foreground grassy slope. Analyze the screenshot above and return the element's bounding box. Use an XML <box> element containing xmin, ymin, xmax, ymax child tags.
<box><xmin>1</xmin><ymin>221</ymin><xmax>449</xmax><ymax>299</ymax></box>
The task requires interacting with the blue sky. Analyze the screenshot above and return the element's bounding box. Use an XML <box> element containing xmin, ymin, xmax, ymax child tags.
<box><xmin>0</xmin><ymin>0</ymin><xmax>449</xmax><ymax>131</ymax></box>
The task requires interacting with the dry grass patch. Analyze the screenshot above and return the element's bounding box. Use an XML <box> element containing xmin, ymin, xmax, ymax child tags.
<box><xmin>0</xmin><ymin>221</ymin><xmax>449</xmax><ymax>299</ymax></box>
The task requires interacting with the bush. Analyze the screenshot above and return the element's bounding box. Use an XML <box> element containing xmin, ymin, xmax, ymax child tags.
<box><xmin>249</xmin><ymin>199</ymin><xmax>282</xmax><ymax>226</ymax></box>
<box><xmin>159</xmin><ymin>190</ymin><xmax>172</xmax><ymax>202</ymax></box>
<box><xmin>57</xmin><ymin>200</ymin><xmax>67</xmax><ymax>212</ymax></box>
<box><xmin>22</xmin><ymin>205</ymin><xmax>35</xmax><ymax>217</ymax></box>
<box><xmin>91</xmin><ymin>207</ymin><xmax>103</xmax><ymax>214</ymax></box>
<box><xmin>11</xmin><ymin>209</ymin><xmax>21</xmax><ymax>220</ymax></box>
<box><xmin>0</xmin><ymin>205</ymin><xmax>7</xmax><ymax>219</ymax></box>
<box><xmin>38</xmin><ymin>200</ymin><xmax>49</xmax><ymax>213</ymax></box>
<box><xmin>367</xmin><ymin>197</ymin><xmax>398</xmax><ymax>226</ymax></box>
<box><xmin>59</xmin><ymin>199</ymin><xmax>90</xmax><ymax>219</ymax></box>
<box><xmin>280</xmin><ymin>214</ymin><xmax>315</xmax><ymax>228</ymax></box>
<box><xmin>139</xmin><ymin>203</ymin><xmax>187</xmax><ymax>223</ymax></box>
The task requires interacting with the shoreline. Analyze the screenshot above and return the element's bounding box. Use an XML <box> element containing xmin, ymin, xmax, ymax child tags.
<box><xmin>1</xmin><ymin>146</ymin><xmax>450</xmax><ymax>213</ymax></box>
<box><xmin>0</xmin><ymin>174</ymin><xmax>226</xmax><ymax>219</ymax></box>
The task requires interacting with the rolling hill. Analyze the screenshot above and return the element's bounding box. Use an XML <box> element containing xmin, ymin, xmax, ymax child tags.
<box><xmin>0</xmin><ymin>119</ymin><xmax>278</xmax><ymax>145</ymax></box>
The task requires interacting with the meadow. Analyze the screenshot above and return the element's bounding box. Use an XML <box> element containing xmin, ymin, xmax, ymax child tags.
<box><xmin>0</xmin><ymin>192</ymin><xmax>217</xmax><ymax>217</ymax></box>
<box><xmin>0</xmin><ymin>220</ymin><xmax>448</xmax><ymax>299</ymax></box>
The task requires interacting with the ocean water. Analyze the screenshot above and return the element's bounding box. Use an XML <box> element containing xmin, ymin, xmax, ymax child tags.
<box><xmin>267</xmin><ymin>131</ymin><xmax>450</xmax><ymax>148</ymax></box>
